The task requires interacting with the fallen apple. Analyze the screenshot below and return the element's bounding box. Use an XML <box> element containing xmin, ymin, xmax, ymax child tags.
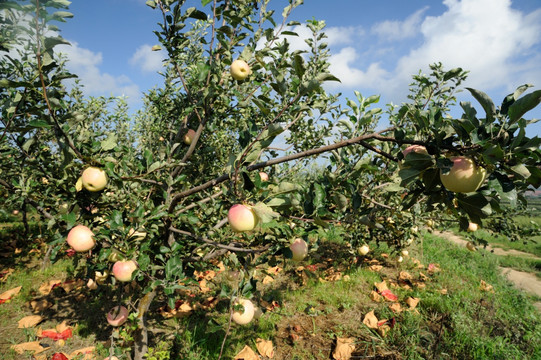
<box><xmin>467</xmin><ymin>222</ymin><xmax>479</xmax><ymax>232</ymax></box>
<box><xmin>232</xmin><ymin>298</ymin><xmax>255</xmax><ymax>325</ymax></box>
<box><xmin>230</xmin><ymin>59</ymin><xmax>251</xmax><ymax>81</ymax></box>
<box><xmin>357</xmin><ymin>244</ymin><xmax>370</xmax><ymax>256</ymax></box>
<box><xmin>397</xmin><ymin>256</ymin><xmax>404</xmax><ymax>263</ymax></box>
<box><xmin>401</xmin><ymin>250</ymin><xmax>409</xmax><ymax>257</ymax></box>
<box><xmin>81</xmin><ymin>167</ymin><xmax>108</xmax><ymax>192</ymax></box>
<box><xmin>290</xmin><ymin>238</ymin><xmax>308</xmax><ymax>261</ymax></box>
<box><xmin>440</xmin><ymin>156</ymin><xmax>487</xmax><ymax>193</ymax></box>
<box><xmin>86</xmin><ymin>278</ymin><xmax>98</xmax><ymax>290</ymax></box>
<box><xmin>466</xmin><ymin>242</ymin><xmax>477</xmax><ymax>252</ymax></box>
<box><xmin>107</xmin><ymin>306</ymin><xmax>129</xmax><ymax>327</ymax></box>
<box><xmin>183</xmin><ymin>129</ymin><xmax>196</xmax><ymax>145</ymax></box>
<box><xmin>112</xmin><ymin>260</ymin><xmax>137</xmax><ymax>282</ymax></box>
<box><xmin>66</xmin><ymin>225</ymin><xmax>96</xmax><ymax>252</ymax></box>
<box><xmin>228</xmin><ymin>204</ymin><xmax>258</xmax><ymax>232</ymax></box>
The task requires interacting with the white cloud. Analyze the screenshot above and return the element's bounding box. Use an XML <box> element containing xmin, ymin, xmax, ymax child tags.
<box><xmin>130</xmin><ymin>44</ymin><xmax>166</xmax><ymax>72</ymax></box>
<box><xmin>371</xmin><ymin>7</ymin><xmax>428</xmax><ymax>41</ymax></box>
<box><xmin>326</xmin><ymin>0</ymin><xmax>541</xmax><ymax>102</ymax></box>
<box><xmin>57</xmin><ymin>41</ymin><xmax>140</xmax><ymax>101</ymax></box>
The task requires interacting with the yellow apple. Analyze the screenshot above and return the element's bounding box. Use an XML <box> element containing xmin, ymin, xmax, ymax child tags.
<box><xmin>230</xmin><ymin>59</ymin><xmax>251</xmax><ymax>81</ymax></box>
<box><xmin>232</xmin><ymin>298</ymin><xmax>255</xmax><ymax>325</ymax></box>
<box><xmin>183</xmin><ymin>129</ymin><xmax>196</xmax><ymax>145</ymax></box>
<box><xmin>112</xmin><ymin>260</ymin><xmax>137</xmax><ymax>282</ymax></box>
<box><xmin>66</xmin><ymin>225</ymin><xmax>96</xmax><ymax>252</ymax></box>
<box><xmin>228</xmin><ymin>204</ymin><xmax>258</xmax><ymax>232</ymax></box>
<box><xmin>81</xmin><ymin>167</ymin><xmax>108</xmax><ymax>192</ymax></box>
<box><xmin>259</xmin><ymin>172</ymin><xmax>269</xmax><ymax>182</ymax></box>
<box><xmin>440</xmin><ymin>156</ymin><xmax>487</xmax><ymax>193</ymax></box>
<box><xmin>467</xmin><ymin>222</ymin><xmax>479</xmax><ymax>232</ymax></box>
<box><xmin>357</xmin><ymin>244</ymin><xmax>370</xmax><ymax>256</ymax></box>
<box><xmin>290</xmin><ymin>238</ymin><xmax>308</xmax><ymax>261</ymax></box>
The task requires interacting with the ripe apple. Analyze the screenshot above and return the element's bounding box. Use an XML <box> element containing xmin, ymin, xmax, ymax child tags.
<box><xmin>183</xmin><ymin>129</ymin><xmax>196</xmax><ymax>145</ymax></box>
<box><xmin>107</xmin><ymin>306</ymin><xmax>129</xmax><ymax>327</ymax></box>
<box><xmin>112</xmin><ymin>260</ymin><xmax>137</xmax><ymax>282</ymax></box>
<box><xmin>357</xmin><ymin>244</ymin><xmax>370</xmax><ymax>256</ymax></box>
<box><xmin>232</xmin><ymin>298</ymin><xmax>255</xmax><ymax>325</ymax></box>
<box><xmin>12</xmin><ymin>210</ymin><xmax>19</xmax><ymax>215</ymax></box>
<box><xmin>400</xmin><ymin>145</ymin><xmax>428</xmax><ymax>169</ymax></box>
<box><xmin>81</xmin><ymin>167</ymin><xmax>108</xmax><ymax>192</ymax></box>
<box><xmin>259</xmin><ymin>172</ymin><xmax>269</xmax><ymax>182</ymax></box>
<box><xmin>230</xmin><ymin>59</ymin><xmax>251</xmax><ymax>81</ymax></box>
<box><xmin>228</xmin><ymin>204</ymin><xmax>258</xmax><ymax>232</ymax></box>
<box><xmin>467</xmin><ymin>222</ymin><xmax>479</xmax><ymax>232</ymax></box>
<box><xmin>66</xmin><ymin>225</ymin><xmax>96</xmax><ymax>252</ymax></box>
<box><xmin>290</xmin><ymin>238</ymin><xmax>308</xmax><ymax>261</ymax></box>
<box><xmin>440</xmin><ymin>156</ymin><xmax>487</xmax><ymax>193</ymax></box>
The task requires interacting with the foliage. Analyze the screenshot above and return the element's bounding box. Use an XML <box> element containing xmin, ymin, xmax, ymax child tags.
<box><xmin>1</xmin><ymin>0</ymin><xmax>541</xmax><ymax>358</ymax></box>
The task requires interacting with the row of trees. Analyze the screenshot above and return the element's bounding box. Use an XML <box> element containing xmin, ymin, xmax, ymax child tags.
<box><xmin>1</xmin><ymin>0</ymin><xmax>541</xmax><ymax>358</ymax></box>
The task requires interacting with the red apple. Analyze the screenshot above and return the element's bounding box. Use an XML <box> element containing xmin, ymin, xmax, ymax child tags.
<box><xmin>112</xmin><ymin>260</ymin><xmax>137</xmax><ymax>282</ymax></box>
<box><xmin>402</xmin><ymin>145</ymin><xmax>428</xmax><ymax>157</ymax></box>
<box><xmin>81</xmin><ymin>167</ymin><xmax>107</xmax><ymax>192</ymax></box>
<box><xmin>290</xmin><ymin>238</ymin><xmax>308</xmax><ymax>261</ymax></box>
<box><xmin>66</xmin><ymin>225</ymin><xmax>96</xmax><ymax>252</ymax></box>
<box><xmin>107</xmin><ymin>306</ymin><xmax>129</xmax><ymax>327</ymax></box>
<box><xmin>183</xmin><ymin>129</ymin><xmax>196</xmax><ymax>145</ymax></box>
<box><xmin>228</xmin><ymin>204</ymin><xmax>258</xmax><ymax>232</ymax></box>
<box><xmin>232</xmin><ymin>298</ymin><xmax>255</xmax><ymax>325</ymax></box>
<box><xmin>440</xmin><ymin>156</ymin><xmax>487</xmax><ymax>193</ymax></box>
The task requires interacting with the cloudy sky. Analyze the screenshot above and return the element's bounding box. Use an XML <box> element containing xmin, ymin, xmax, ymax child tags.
<box><xmin>57</xmin><ymin>0</ymin><xmax>541</xmax><ymax>135</ymax></box>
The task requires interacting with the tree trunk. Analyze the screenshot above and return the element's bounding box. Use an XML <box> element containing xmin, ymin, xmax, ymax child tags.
<box><xmin>133</xmin><ymin>290</ymin><xmax>156</xmax><ymax>360</ymax></box>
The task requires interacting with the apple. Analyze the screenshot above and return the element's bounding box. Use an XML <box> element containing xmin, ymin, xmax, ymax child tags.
<box><xmin>107</xmin><ymin>306</ymin><xmax>129</xmax><ymax>327</ymax></box>
<box><xmin>401</xmin><ymin>250</ymin><xmax>409</xmax><ymax>257</ymax></box>
<box><xmin>425</xmin><ymin>219</ymin><xmax>434</xmax><ymax>228</ymax></box>
<box><xmin>467</xmin><ymin>222</ymin><xmax>479</xmax><ymax>232</ymax></box>
<box><xmin>87</xmin><ymin>278</ymin><xmax>98</xmax><ymax>290</ymax></box>
<box><xmin>66</xmin><ymin>225</ymin><xmax>96</xmax><ymax>252</ymax></box>
<box><xmin>81</xmin><ymin>167</ymin><xmax>108</xmax><ymax>192</ymax></box>
<box><xmin>228</xmin><ymin>204</ymin><xmax>258</xmax><ymax>232</ymax></box>
<box><xmin>466</xmin><ymin>242</ymin><xmax>477</xmax><ymax>252</ymax></box>
<box><xmin>112</xmin><ymin>260</ymin><xmax>137</xmax><ymax>282</ymax></box>
<box><xmin>230</xmin><ymin>59</ymin><xmax>251</xmax><ymax>81</ymax></box>
<box><xmin>183</xmin><ymin>129</ymin><xmax>196</xmax><ymax>145</ymax></box>
<box><xmin>290</xmin><ymin>238</ymin><xmax>308</xmax><ymax>261</ymax></box>
<box><xmin>397</xmin><ymin>256</ymin><xmax>404</xmax><ymax>263</ymax></box>
<box><xmin>400</xmin><ymin>145</ymin><xmax>428</xmax><ymax>169</ymax></box>
<box><xmin>232</xmin><ymin>298</ymin><xmax>255</xmax><ymax>325</ymax></box>
<box><xmin>259</xmin><ymin>172</ymin><xmax>269</xmax><ymax>182</ymax></box>
<box><xmin>95</xmin><ymin>271</ymin><xmax>109</xmax><ymax>285</ymax></box>
<box><xmin>440</xmin><ymin>156</ymin><xmax>487</xmax><ymax>193</ymax></box>
<box><xmin>12</xmin><ymin>210</ymin><xmax>19</xmax><ymax>215</ymax></box>
<box><xmin>357</xmin><ymin>244</ymin><xmax>370</xmax><ymax>256</ymax></box>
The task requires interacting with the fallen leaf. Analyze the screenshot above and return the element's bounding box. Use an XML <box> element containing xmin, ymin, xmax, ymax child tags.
<box><xmin>332</xmin><ymin>337</ymin><xmax>355</xmax><ymax>360</ymax></box>
<box><xmin>363</xmin><ymin>310</ymin><xmax>378</xmax><ymax>329</ymax></box>
<box><xmin>39</xmin><ymin>280</ymin><xmax>62</xmax><ymax>295</ymax></box>
<box><xmin>70</xmin><ymin>346</ymin><xmax>95</xmax><ymax>359</ymax></box>
<box><xmin>370</xmin><ymin>291</ymin><xmax>382</xmax><ymax>302</ymax></box>
<box><xmin>428</xmin><ymin>263</ymin><xmax>441</xmax><ymax>273</ymax></box>
<box><xmin>406</xmin><ymin>297</ymin><xmax>420</xmax><ymax>309</ymax></box>
<box><xmin>374</xmin><ymin>280</ymin><xmax>388</xmax><ymax>292</ymax></box>
<box><xmin>419</xmin><ymin>272</ymin><xmax>429</xmax><ymax>281</ymax></box>
<box><xmin>256</xmin><ymin>338</ymin><xmax>274</xmax><ymax>358</ymax></box>
<box><xmin>480</xmin><ymin>280</ymin><xmax>494</xmax><ymax>293</ymax></box>
<box><xmin>29</xmin><ymin>299</ymin><xmax>53</xmax><ymax>313</ymax></box>
<box><xmin>399</xmin><ymin>271</ymin><xmax>413</xmax><ymax>281</ymax></box>
<box><xmin>377</xmin><ymin>324</ymin><xmax>391</xmax><ymax>337</ymax></box>
<box><xmin>18</xmin><ymin>315</ymin><xmax>43</xmax><ymax>328</ymax></box>
<box><xmin>161</xmin><ymin>301</ymin><xmax>193</xmax><ymax>318</ymax></box>
<box><xmin>380</xmin><ymin>289</ymin><xmax>398</xmax><ymax>302</ymax></box>
<box><xmin>368</xmin><ymin>265</ymin><xmax>383</xmax><ymax>272</ymax></box>
<box><xmin>34</xmin><ymin>354</ymin><xmax>49</xmax><ymax>360</ymax></box>
<box><xmin>60</xmin><ymin>279</ymin><xmax>85</xmax><ymax>293</ymax></box>
<box><xmin>262</xmin><ymin>275</ymin><xmax>274</xmax><ymax>285</ymax></box>
<box><xmin>10</xmin><ymin>341</ymin><xmax>46</xmax><ymax>354</ymax></box>
<box><xmin>438</xmin><ymin>289</ymin><xmax>448</xmax><ymax>295</ymax></box>
<box><xmin>389</xmin><ymin>303</ymin><xmax>402</xmax><ymax>313</ymax></box>
<box><xmin>266</xmin><ymin>266</ymin><xmax>282</xmax><ymax>275</ymax></box>
<box><xmin>0</xmin><ymin>285</ymin><xmax>22</xmax><ymax>300</ymax></box>
<box><xmin>0</xmin><ymin>268</ymin><xmax>14</xmax><ymax>282</ymax></box>
<box><xmin>198</xmin><ymin>279</ymin><xmax>211</xmax><ymax>293</ymax></box>
<box><xmin>234</xmin><ymin>345</ymin><xmax>258</xmax><ymax>360</ymax></box>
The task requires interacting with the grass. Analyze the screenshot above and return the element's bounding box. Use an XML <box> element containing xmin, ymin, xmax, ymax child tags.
<box><xmin>1</xmin><ymin>221</ymin><xmax>541</xmax><ymax>359</ymax></box>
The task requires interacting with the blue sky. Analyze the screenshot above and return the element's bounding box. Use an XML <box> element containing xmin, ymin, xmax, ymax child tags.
<box><xmin>57</xmin><ymin>0</ymin><xmax>541</xmax><ymax>136</ymax></box>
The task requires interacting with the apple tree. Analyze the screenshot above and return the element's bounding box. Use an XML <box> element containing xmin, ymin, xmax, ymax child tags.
<box><xmin>1</xmin><ymin>0</ymin><xmax>541</xmax><ymax>358</ymax></box>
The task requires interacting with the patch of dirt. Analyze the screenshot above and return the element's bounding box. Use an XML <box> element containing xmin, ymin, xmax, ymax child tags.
<box><xmin>434</xmin><ymin>230</ymin><xmax>541</xmax><ymax>312</ymax></box>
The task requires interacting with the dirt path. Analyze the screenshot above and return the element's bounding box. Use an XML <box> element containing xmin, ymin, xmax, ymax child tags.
<box><xmin>433</xmin><ymin>230</ymin><xmax>541</xmax><ymax>312</ymax></box>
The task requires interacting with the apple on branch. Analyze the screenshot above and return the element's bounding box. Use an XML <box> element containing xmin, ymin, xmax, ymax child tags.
<box><xmin>290</xmin><ymin>238</ymin><xmax>308</xmax><ymax>261</ymax></box>
<box><xmin>81</xmin><ymin>167</ymin><xmax>108</xmax><ymax>192</ymax></box>
<box><xmin>230</xmin><ymin>59</ymin><xmax>251</xmax><ymax>81</ymax></box>
<box><xmin>183</xmin><ymin>129</ymin><xmax>196</xmax><ymax>145</ymax></box>
<box><xmin>228</xmin><ymin>204</ymin><xmax>258</xmax><ymax>232</ymax></box>
<box><xmin>259</xmin><ymin>172</ymin><xmax>269</xmax><ymax>182</ymax></box>
<box><xmin>112</xmin><ymin>260</ymin><xmax>138</xmax><ymax>282</ymax></box>
<box><xmin>400</xmin><ymin>145</ymin><xmax>428</xmax><ymax>168</ymax></box>
<box><xmin>440</xmin><ymin>156</ymin><xmax>487</xmax><ymax>193</ymax></box>
<box><xmin>66</xmin><ymin>225</ymin><xmax>96</xmax><ymax>252</ymax></box>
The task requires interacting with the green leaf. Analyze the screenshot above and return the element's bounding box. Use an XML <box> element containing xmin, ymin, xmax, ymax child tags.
<box><xmin>510</xmin><ymin>164</ymin><xmax>531</xmax><ymax>179</ymax></box>
<box><xmin>100</xmin><ymin>133</ymin><xmax>117</xmax><ymax>151</ymax></box>
<box><xmin>508</xmin><ymin>89</ymin><xmax>541</xmax><ymax>124</ymax></box>
<box><xmin>466</xmin><ymin>87</ymin><xmax>495</xmax><ymax>122</ymax></box>
<box><xmin>146</xmin><ymin>0</ymin><xmax>157</xmax><ymax>8</ymax></box>
<box><xmin>457</xmin><ymin>193</ymin><xmax>492</xmax><ymax>220</ymax></box>
<box><xmin>482</xmin><ymin>144</ymin><xmax>504</xmax><ymax>164</ymax></box>
<box><xmin>252</xmin><ymin>202</ymin><xmax>280</xmax><ymax>224</ymax></box>
<box><xmin>186</xmin><ymin>7</ymin><xmax>207</xmax><ymax>20</ymax></box>
<box><xmin>399</xmin><ymin>168</ymin><xmax>421</xmax><ymax>185</ymax></box>
<box><xmin>201</xmin><ymin>0</ymin><xmax>212</xmax><ymax>6</ymax></box>
<box><xmin>252</xmin><ymin>98</ymin><xmax>270</xmax><ymax>116</ymax></box>
<box><xmin>316</xmin><ymin>73</ymin><xmax>341</xmax><ymax>83</ymax></box>
<box><xmin>501</xmin><ymin>84</ymin><xmax>533</xmax><ymax>115</ymax></box>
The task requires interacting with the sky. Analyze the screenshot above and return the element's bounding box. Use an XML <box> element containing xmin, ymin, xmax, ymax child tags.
<box><xmin>55</xmin><ymin>0</ymin><xmax>541</xmax><ymax>136</ymax></box>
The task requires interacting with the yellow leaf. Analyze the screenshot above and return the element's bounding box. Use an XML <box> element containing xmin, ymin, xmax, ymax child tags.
<box><xmin>406</xmin><ymin>297</ymin><xmax>420</xmax><ymax>309</ymax></box>
<box><xmin>377</xmin><ymin>324</ymin><xmax>391</xmax><ymax>337</ymax></box>
<box><xmin>370</xmin><ymin>291</ymin><xmax>382</xmax><ymax>302</ymax></box>
<box><xmin>0</xmin><ymin>285</ymin><xmax>22</xmax><ymax>300</ymax></box>
<box><xmin>10</xmin><ymin>341</ymin><xmax>46</xmax><ymax>354</ymax></box>
<box><xmin>362</xmin><ymin>310</ymin><xmax>378</xmax><ymax>329</ymax></box>
<box><xmin>398</xmin><ymin>271</ymin><xmax>413</xmax><ymax>281</ymax></box>
<box><xmin>256</xmin><ymin>338</ymin><xmax>274</xmax><ymax>358</ymax></box>
<box><xmin>332</xmin><ymin>337</ymin><xmax>356</xmax><ymax>360</ymax></box>
<box><xmin>38</xmin><ymin>280</ymin><xmax>62</xmax><ymax>295</ymax></box>
<box><xmin>374</xmin><ymin>280</ymin><xmax>388</xmax><ymax>292</ymax></box>
<box><xmin>18</xmin><ymin>315</ymin><xmax>43</xmax><ymax>328</ymax></box>
<box><xmin>29</xmin><ymin>299</ymin><xmax>53</xmax><ymax>313</ymax></box>
<box><xmin>56</xmin><ymin>320</ymin><xmax>71</xmax><ymax>333</ymax></box>
<box><xmin>262</xmin><ymin>275</ymin><xmax>274</xmax><ymax>284</ymax></box>
<box><xmin>0</xmin><ymin>268</ymin><xmax>15</xmax><ymax>283</ymax></box>
<box><xmin>389</xmin><ymin>303</ymin><xmax>402</xmax><ymax>313</ymax></box>
<box><xmin>368</xmin><ymin>265</ymin><xmax>383</xmax><ymax>272</ymax></box>
<box><xmin>234</xmin><ymin>345</ymin><xmax>258</xmax><ymax>360</ymax></box>
<box><xmin>70</xmin><ymin>346</ymin><xmax>95</xmax><ymax>359</ymax></box>
<box><xmin>480</xmin><ymin>280</ymin><xmax>494</xmax><ymax>293</ymax></box>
